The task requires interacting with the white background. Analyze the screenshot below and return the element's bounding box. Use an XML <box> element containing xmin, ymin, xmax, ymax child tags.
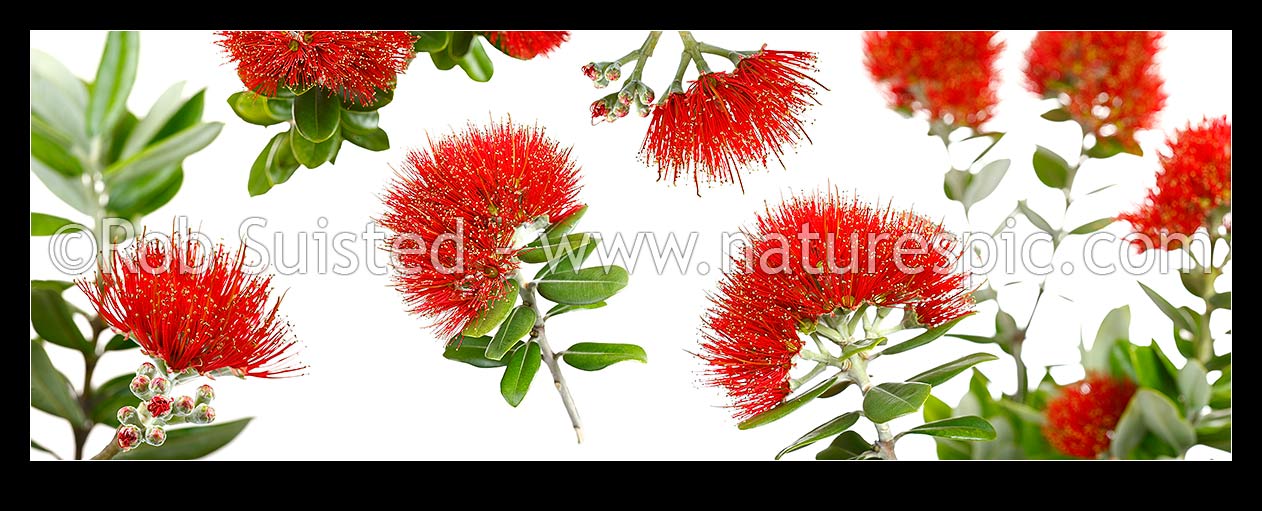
<box><xmin>30</xmin><ymin>30</ymin><xmax>1231</xmax><ymax>460</ymax></box>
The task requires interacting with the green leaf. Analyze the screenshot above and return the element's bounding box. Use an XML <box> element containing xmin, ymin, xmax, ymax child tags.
<box><xmin>1137</xmin><ymin>283</ymin><xmax>1194</xmax><ymax>333</ymax></box>
<box><xmin>443</xmin><ymin>336</ymin><xmax>513</xmax><ymax>368</ymax></box>
<box><xmin>1178</xmin><ymin>361</ymin><xmax>1210</xmax><ymax>415</ymax></box>
<box><xmin>86</xmin><ymin>31</ymin><xmax>139</xmax><ymax>136</ymax></box>
<box><xmin>818</xmin><ymin>379</ymin><xmax>853</xmax><ymax>399</ymax></box>
<box><xmin>90</xmin><ymin>373</ymin><xmax>138</xmax><ymax>427</ymax></box>
<box><xmin>455</xmin><ymin>38</ymin><xmax>494</xmax><ymax>82</ymax></box>
<box><xmin>1085</xmin><ymin>306</ymin><xmax>1130</xmax><ymax>372</ymax></box>
<box><xmin>290</xmin><ymin>128</ymin><xmax>341</xmax><ymax>168</ymax></box>
<box><xmin>447</xmin><ymin>31</ymin><xmax>475</xmax><ymax>58</ymax></box>
<box><xmin>107</xmin><ymin>165</ymin><xmax>183</xmax><ymax>218</ymax></box>
<box><xmin>907</xmin><ymin>353</ymin><xmax>999</xmax><ymax>387</ymax></box>
<box><xmin>546</xmin><ymin>205</ymin><xmax>587</xmax><ymax>237</ymax></box>
<box><xmin>900</xmin><ymin>415</ymin><xmax>996</xmax><ymax>441</ymax></box>
<box><xmin>1069</xmin><ymin>217</ymin><xmax>1113</xmax><ymax>236</ymax></box>
<box><xmin>227</xmin><ymin>91</ymin><xmax>287</xmax><ymax>126</ymax></box>
<box><xmin>342</xmin><ymin>127</ymin><xmax>390</xmax><ymax>152</ymax></box>
<box><xmin>1040</xmin><ymin>108</ymin><xmax>1072</xmax><ymax>122</ymax></box>
<box><xmin>104</xmin><ymin>122</ymin><xmax>222</xmax><ymax>180</ymax></box>
<box><xmin>1135</xmin><ymin>389</ymin><xmax>1196</xmax><ymax>453</ymax></box>
<box><xmin>1209</xmin><ymin>292</ymin><xmax>1231</xmax><ymax>310</ymax></box>
<box><xmin>536</xmin><ymin>266</ymin><xmax>628</xmax><ymax>306</ymax></box>
<box><xmin>343</xmin><ymin>88</ymin><xmax>393</xmax><ymax>112</ymax></box>
<box><xmin>105</xmin><ymin>334</ymin><xmax>138</xmax><ymax>351</ymax></box>
<box><xmin>247</xmin><ymin>131</ymin><xmax>302</xmax><ymax>196</ymax></box>
<box><xmin>31</xmin><ymin>287</ymin><xmax>88</xmax><ymax>351</ymax></box>
<box><xmin>943</xmin><ymin>169</ymin><xmax>969</xmax><ymax>202</ymax></box>
<box><xmin>114</xmin><ymin>418</ymin><xmax>252</xmax><ymax>460</ymax></box>
<box><xmin>431</xmin><ymin>51</ymin><xmax>458</xmax><ymax>71</ymax></box>
<box><xmin>32</xmin><ymin>280</ymin><xmax>75</xmax><ymax>292</ymax></box>
<box><xmin>533</xmin><ymin>235</ymin><xmax>601</xmax><ymax>278</ymax></box>
<box><xmin>923</xmin><ymin>394</ymin><xmax>951</xmax><ymax>422</ymax></box>
<box><xmin>881</xmin><ymin>314</ymin><xmax>970</xmax><ymax>355</ymax></box>
<box><xmin>738</xmin><ymin>376</ymin><xmax>838</xmax><ymax>430</ymax></box>
<box><xmin>152</xmin><ymin>89</ymin><xmax>206</xmax><ymax>143</ymax></box>
<box><xmin>413</xmin><ymin>31</ymin><xmax>450</xmax><ymax>52</ymax></box>
<box><xmin>545</xmin><ymin>301</ymin><xmax>606</xmax><ymax>319</ymax></box>
<box><xmin>499</xmin><ymin>342</ymin><xmax>541</xmax><ymax>407</ymax></box>
<box><xmin>1086</xmin><ymin>136</ymin><xmax>1129</xmax><ymax>159</ymax></box>
<box><xmin>561</xmin><ymin>343</ymin><xmax>647</xmax><ymax>371</ymax></box>
<box><xmin>1110</xmin><ymin>396</ymin><xmax>1146</xmax><ymax>458</ymax></box>
<box><xmin>969</xmin><ymin>132</ymin><xmax>1005</xmax><ymax>165</ymax></box>
<box><xmin>1032</xmin><ymin>145</ymin><xmax>1070</xmax><ymax>189</ymax></box>
<box><xmin>30</xmin><ymin>213</ymin><xmax>84</xmax><ymax>236</ymax></box>
<box><xmin>486</xmin><ymin>306</ymin><xmax>536</xmax><ymax>361</ymax></box>
<box><xmin>339</xmin><ymin>110</ymin><xmax>379</xmax><ymax>132</ymax></box>
<box><xmin>121</xmin><ymin>82</ymin><xmax>188</xmax><ymax>158</ymax></box>
<box><xmin>292</xmin><ymin>89</ymin><xmax>341</xmax><ymax>143</ymax></box>
<box><xmin>1196</xmin><ymin>413</ymin><xmax>1231</xmax><ymax>452</ymax></box>
<box><xmin>520</xmin><ymin>233</ymin><xmax>591</xmax><ymax>264</ymax></box>
<box><xmin>815</xmin><ymin>431</ymin><xmax>874</xmax><ymax>460</ymax></box>
<box><xmin>30</xmin><ymin>340</ymin><xmax>87</xmax><ymax>425</ymax></box>
<box><xmin>863</xmin><ymin>382</ymin><xmax>932</xmax><ymax>423</ymax></box>
<box><xmin>961</xmin><ymin>158</ymin><xmax>1009</xmax><ymax>211</ymax></box>
<box><xmin>30</xmin><ymin>119</ymin><xmax>83</xmax><ymax>177</ymax></box>
<box><xmin>30</xmin><ymin>49</ymin><xmax>87</xmax><ymax>145</ymax></box>
<box><xmin>1131</xmin><ymin>342</ymin><xmax>1180</xmax><ymax>399</ymax></box>
<box><xmin>462</xmin><ymin>282</ymin><xmax>518</xmax><ymax>337</ymax></box>
<box><xmin>839</xmin><ymin>337</ymin><xmax>885</xmax><ymax>360</ymax></box>
<box><xmin>947</xmin><ymin>333</ymin><xmax>995</xmax><ymax>344</ymax></box>
<box><xmin>775</xmin><ymin>411</ymin><xmax>860</xmax><ymax>460</ymax></box>
<box><xmin>30</xmin><ymin>157</ymin><xmax>94</xmax><ymax>215</ymax></box>
<box><xmin>1017</xmin><ymin>200</ymin><xmax>1056</xmax><ymax>235</ymax></box>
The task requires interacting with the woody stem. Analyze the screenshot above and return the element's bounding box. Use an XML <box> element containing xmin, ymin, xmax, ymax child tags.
<box><xmin>519</xmin><ymin>280</ymin><xmax>583</xmax><ymax>443</ymax></box>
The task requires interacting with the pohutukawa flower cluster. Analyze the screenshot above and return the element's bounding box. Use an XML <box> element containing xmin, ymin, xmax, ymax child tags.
<box><xmin>1025</xmin><ymin>31</ymin><xmax>1166</xmax><ymax>156</ymax></box>
<box><xmin>380</xmin><ymin>120</ymin><xmax>645</xmax><ymax>442</ymax></box>
<box><xmin>701</xmin><ymin>192</ymin><xmax>997</xmax><ymax>460</ymax></box>
<box><xmin>1042</xmin><ymin>373</ymin><xmax>1137</xmax><ymax>458</ymax></box>
<box><xmin>78</xmin><ymin>231</ymin><xmax>304</xmax><ymax>456</ymax></box>
<box><xmin>583</xmin><ymin>31</ymin><xmax>825</xmax><ymax>192</ymax></box>
<box><xmin>864</xmin><ymin>31</ymin><xmax>1004</xmax><ymax>131</ymax></box>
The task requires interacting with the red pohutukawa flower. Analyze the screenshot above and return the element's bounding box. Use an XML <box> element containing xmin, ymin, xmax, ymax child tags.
<box><xmin>379</xmin><ymin>121</ymin><xmax>583</xmax><ymax>338</ymax></box>
<box><xmin>78</xmin><ymin>232</ymin><xmax>304</xmax><ymax>378</ymax></box>
<box><xmin>642</xmin><ymin>48</ymin><xmax>825</xmax><ymax>191</ymax></box>
<box><xmin>700</xmin><ymin>193</ymin><xmax>974</xmax><ymax>420</ymax></box>
<box><xmin>1024</xmin><ymin>31</ymin><xmax>1166</xmax><ymax>152</ymax></box>
<box><xmin>483</xmin><ymin>31</ymin><xmax>570</xmax><ymax>60</ymax></box>
<box><xmin>863</xmin><ymin>31</ymin><xmax>1004</xmax><ymax>130</ymax></box>
<box><xmin>216</xmin><ymin>30</ymin><xmax>416</xmax><ymax>106</ymax></box>
<box><xmin>1043</xmin><ymin>374</ymin><xmax>1137</xmax><ymax>458</ymax></box>
<box><xmin>1120</xmin><ymin>116</ymin><xmax>1232</xmax><ymax>251</ymax></box>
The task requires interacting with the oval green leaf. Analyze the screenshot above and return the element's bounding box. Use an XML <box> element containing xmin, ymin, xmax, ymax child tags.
<box><xmin>499</xmin><ymin>342</ymin><xmax>541</xmax><ymax>407</ymax></box>
<box><xmin>1032</xmin><ymin>145</ymin><xmax>1070</xmax><ymax>189</ymax></box>
<box><xmin>536</xmin><ymin>266</ymin><xmax>628</xmax><ymax>305</ymax></box>
<box><xmin>413</xmin><ymin>31</ymin><xmax>450</xmax><ymax>52</ymax></box>
<box><xmin>907</xmin><ymin>352</ymin><xmax>999</xmax><ymax>387</ymax></box>
<box><xmin>1178</xmin><ymin>360</ymin><xmax>1210</xmax><ymax>416</ymax></box>
<box><xmin>342</xmin><ymin>127</ymin><xmax>390</xmax><ymax>151</ymax></box>
<box><xmin>114</xmin><ymin>418</ymin><xmax>252</xmax><ymax>460</ymax></box>
<box><xmin>561</xmin><ymin>342</ymin><xmax>647</xmax><ymax>371</ymax></box>
<box><xmin>486</xmin><ymin>305</ymin><xmax>536</xmax><ymax>361</ymax></box>
<box><xmin>881</xmin><ymin>314</ymin><xmax>970</xmax><ymax>356</ymax></box>
<box><xmin>456</xmin><ymin>38</ymin><xmax>494</xmax><ymax>82</ymax></box>
<box><xmin>815</xmin><ymin>431</ymin><xmax>874</xmax><ymax>460</ymax></box>
<box><xmin>1135</xmin><ymin>389</ymin><xmax>1196</xmax><ymax>453</ymax></box>
<box><xmin>546</xmin><ymin>205</ymin><xmax>587</xmax><ymax>236</ymax></box>
<box><xmin>738</xmin><ymin>376</ymin><xmax>838</xmax><ymax>430</ymax></box>
<box><xmin>290</xmin><ymin>128</ymin><xmax>340</xmax><ymax>168</ymax></box>
<box><xmin>1040</xmin><ymin>108</ymin><xmax>1072</xmax><ymax>122</ymax></box>
<box><xmin>901</xmin><ymin>415</ymin><xmax>996</xmax><ymax>441</ymax></box>
<box><xmin>462</xmin><ymin>282</ymin><xmax>518</xmax><ymax>337</ymax></box>
<box><xmin>443</xmin><ymin>336</ymin><xmax>513</xmax><ymax>368</ymax></box>
<box><xmin>91</xmin><ymin>373</ymin><xmax>139</xmax><ymax>426</ymax></box>
<box><xmin>107</xmin><ymin>165</ymin><xmax>183</xmax><ymax>218</ymax></box>
<box><xmin>228</xmin><ymin>91</ymin><xmax>287</xmax><ymax>126</ymax></box>
<box><xmin>545</xmin><ymin>301</ymin><xmax>606</xmax><ymax>319</ymax></box>
<box><xmin>247</xmin><ymin>131</ymin><xmax>301</xmax><ymax>196</ymax></box>
<box><xmin>863</xmin><ymin>382</ymin><xmax>932</xmax><ymax>423</ymax></box>
<box><xmin>30</xmin><ymin>340</ymin><xmax>87</xmax><ymax>425</ymax></box>
<box><xmin>86</xmin><ymin>31</ymin><xmax>139</xmax><ymax>136</ymax></box>
<box><xmin>292</xmin><ymin>89</ymin><xmax>341</xmax><ymax>143</ymax></box>
<box><xmin>961</xmin><ymin>158</ymin><xmax>1009</xmax><ymax>211</ymax></box>
<box><xmin>31</xmin><ymin>287</ymin><xmax>88</xmax><ymax>351</ymax></box>
<box><xmin>775</xmin><ymin>411</ymin><xmax>860</xmax><ymax>460</ymax></box>
<box><xmin>104</xmin><ymin>122</ymin><xmax>222</xmax><ymax>180</ymax></box>
<box><xmin>1069</xmin><ymin>217</ymin><xmax>1114</xmax><ymax>236</ymax></box>
<box><xmin>31</xmin><ymin>212</ymin><xmax>84</xmax><ymax>236</ymax></box>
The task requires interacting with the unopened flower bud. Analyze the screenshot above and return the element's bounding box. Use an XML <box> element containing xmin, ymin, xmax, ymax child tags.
<box><xmin>173</xmin><ymin>395</ymin><xmax>196</xmax><ymax>416</ymax></box>
<box><xmin>146</xmin><ymin>395</ymin><xmax>174</xmax><ymax>421</ymax></box>
<box><xmin>130</xmin><ymin>375</ymin><xmax>153</xmax><ymax>400</ymax></box>
<box><xmin>144</xmin><ymin>425</ymin><xmax>167</xmax><ymax>447</ymax></box>
<box><xmin>638</xmin><ymin>85</ymin><xmax>655</xmax><ymax>105</ymax></box>
<box><xmin>117</xmin><ymin>406</ymin><xmax>141</xmax><ymax>426</ymax></box>
<box><xmin>590</xmin><ymin>99</ymin><xmax>611</xmax><ymax>119</ymax></box>
<box><xmin>117</xmin><ymin>424</ymin><xmax>142</xmax><ymax>452</ymax></box>
<box><xmin>613</xmin><ymin>102</ymin><xmax>630</xmax><ymax>118</ymax></box>
<box><xmin>581</xmin><ymin>62</ymin><xmax>600</xmax><ymax>81</ymax></box>
<box><xmin>136</xmin><ymin>362</ymin><xmax>158</xmax><ymax>378</ymax></box>
<box><xmin>195</xmin><ymin>384</ymin><xmax>215</xmax><ymax>405</ymax></box>
<box><xmin>593</xmin><ymin>76</ymin><xmax>610</xmax><ymax>89</ymax></box>
<box><xmin>189</xmin><ymin>404</ymin><xmax>217</xmax><ymax>425</ymax></box>
<box><xmin>148</xmin><ymin>376</ymin><xmax>171</xmax><ymax>396</ymax></box>
<box><xmin>604</xmin><ymin>63</ymin><xmax>621</xmax><ymax>82</ymax></box>
<box><xmin>636</xmin><ymin>101</ymin><xmax>652</xmax><ymax>118</ymax></box>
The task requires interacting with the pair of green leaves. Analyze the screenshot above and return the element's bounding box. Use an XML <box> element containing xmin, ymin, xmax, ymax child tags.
<box><xmin>231</xmin><ymin>87</ymin><xmax>391</xmax><ymax>196</ymax></box>
<box><xmin>944</xmin><ymin>158</ymin><xmax>1010</xmax><ymax>215</ymax></box>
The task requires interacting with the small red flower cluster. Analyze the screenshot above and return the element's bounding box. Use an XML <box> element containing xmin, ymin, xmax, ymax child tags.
<box><xmin>863</xmin><ymin>31</ymin><xmax>1004</xmax><ymax>130</ymax></box>
<box><xmin>642</xmin><ymin>48</ymin><xmax>824</xmax><ymax>191</ymax></box>
<box><xmin>700</xmin><ymin>193</ymin><xmax>974</xmax><ymax>420</ymax></box>
<box><xmin>1120</xmin><ymin>117</ymin><xmax>1232</xmax><ymax>251</ymax></box>
<box><xmin>379</xmin><ymin>121</ymin><xmax>584</xmax><ymax>338</ymax></box>
<box><xmin>1024</xmin><ymin>31</ymin><xmax>1166</xmax><ymax>152</ymax></box>
<box><xmin>1043</xmin><ymin>374</ymin><xmax>1137</xmax><ymax>458</ymax></box>
<box><xmin>484</xmin><ymin>31</ymin><xmax>570</xmax><ymax>60</ymax></box>
<box><xmin>216</xmin><ymin>31</ymin><xmax>416</xmax><ymax>106</ymax></box>
<box><xmin>79</xmin><ymin>233</ymin><xmax>304</xmax><ymax>379</ymax></box>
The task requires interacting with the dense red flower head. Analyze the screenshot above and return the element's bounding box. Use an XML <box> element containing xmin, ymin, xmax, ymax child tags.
<box><xmin>379</xmin><ymin>121</ymin><xmax>583</xmax><ymax>338</ymax></box>
<box><xmin>216</xmin><ymin>31</ymin><xmax>416</xmax><ymax>106</ymax></box>
<box><xmin>78</xmin><ymin>232</ymin><xmax>304</xmax><ymax>378</ymax></box>
<box><xmin>700</xmin><ymin>193</ymin><xmax>974</xmax><ymax>420</ymax></box>
<box><xmin>1024</xmin><ymin>31</ymin><xmax>1166</xmax><ymax>152</ymax></box>
<box><xmin>642</xmin><ymin>48</ymin><xmax>825</xmax><ymax>192</ymax></box>
<box><xmin>1120</xmin><ymin>116</ymin><xmax>1232</xmax><ymax>251</ymax></box>
<box><xmin>484</xmin><ymin>31</ymin><xmax>570</xmax><ymax>60</ymax></box>
<box><xmin>863</xmin><ymin>31</ymin><xmax>1004</xmax><ymax>130</ymax></box>
<box><xmin>1043</xmin><ymin>374</ymin><xmax>1137</xmax><ymax>458</ymax></box>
